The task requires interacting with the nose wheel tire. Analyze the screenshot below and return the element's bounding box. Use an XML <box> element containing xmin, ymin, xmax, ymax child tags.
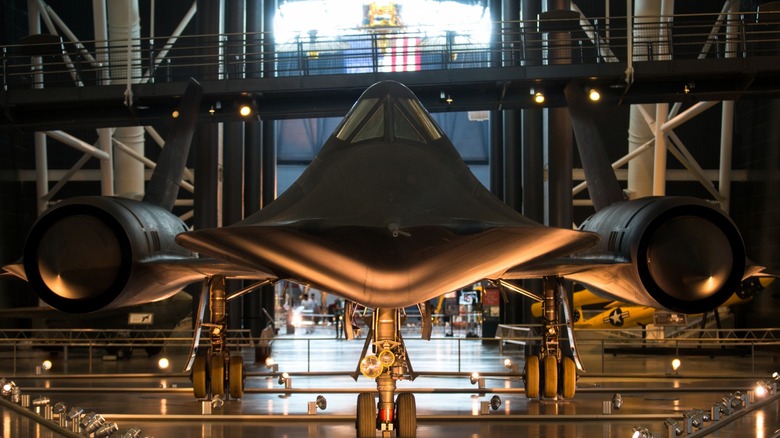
<box><xmin>543</xmin><ymin>355</ymin><xmax>558</xmax><ymax>399</ymax></box>
<box><xmin>356</xmin><ymin>392</ymin><xmax>377</xmax><ymax>437</ymax></box>
<box><xmin>210</xmin><ymin>355</ymin><xmax>225</xmax><ymax>397</ymax></box>
<box><xmin>523</xmin><ymin>355</ymin><xmax>540</xmax><ymax>399</ymax></box>
<box><xmin>192</xmin><ymin>354</ymin><xmax>208</xmax><ymax>399</ymax></box>
<box><xmin>561</xmin><ymin>355</ymin><xmax>577</xmax><ymax>399</ymax></box>
<box><xmin>395</xmin><ymin>393</ymin><xmax>417</xmax><ymax>437</ymax></box>
<box><xmin>229</xmin><ymin>356</ymin><xmax>245</xmax><ymax>399</ymax></box>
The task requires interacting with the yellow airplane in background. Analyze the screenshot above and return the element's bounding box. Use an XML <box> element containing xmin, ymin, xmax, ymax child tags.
<box><xmin>532</xmin><ymin>277</ymin><xmax>774</xmax><ymax>328</ymax></box>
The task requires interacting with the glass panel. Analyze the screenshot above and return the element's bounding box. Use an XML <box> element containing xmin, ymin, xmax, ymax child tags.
<box><xmin>393</xmin><ymin>105</ymin><xmax>425</xmax><ymax>143</ymax></box>
<box><xmin>399</xmin><ymin>98</ymin><xmax>442</xmax><ymax>140</ymax></box>
<box><xmin>352</xmin><ymin>106</ymin><xmax>385</xmax><ymax>142</ymax></box>
<box><xmin>336</xmin><ymin>98</ymin><xmax>379</xmax><ymax>140</ymax></box>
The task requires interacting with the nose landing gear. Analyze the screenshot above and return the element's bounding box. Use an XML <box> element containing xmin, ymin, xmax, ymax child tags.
<box><xmin>354</xmin><ymin>308</ymin><xmax>419</xmax><ymax>437</ymax></box>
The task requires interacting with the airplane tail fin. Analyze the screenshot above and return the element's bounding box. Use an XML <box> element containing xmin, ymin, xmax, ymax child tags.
<box><xmin>142</xmin><ymin>78</ymin><xmax>203</xmax><ymax>211</ymax></box>
<box><xmin>564</xmin><ymin>80</ymin><xmax>625</xmax><ymax>211</ymax></box>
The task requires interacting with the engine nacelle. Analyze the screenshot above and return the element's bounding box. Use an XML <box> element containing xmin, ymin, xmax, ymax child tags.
<box><xmin>577</xmin><ymin>197</ymin><xmax>746</xmax><ymax>314</ymax></box>
<box><xmin>23</xmin><ymin>197</ymin><xmax>196</xmax><ymax>313</ymax></box>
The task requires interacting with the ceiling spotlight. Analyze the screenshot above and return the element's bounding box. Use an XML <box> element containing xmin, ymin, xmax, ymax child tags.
<box><xmin>158</xmin><ymin>357</ymin><xmax>170</xmax><ymax>370</ymax></box>
<box><xmin>42</xmin><ymin>360</ymin><xmax>52</xmax><ymax>371</ymax></box>
<box><xmin>470</xmin><ymin>371</ymin><xmax>480</xmax><ymax>385</ymax></box>
<box><xmin>671</xmin><ymin>358</ymin><xmax>681</xmax><ymax>372</ymax></box>
<box><xmin>588</xmin><ymin>88</ymin><xmax>601</xmax><ymax>102</ymax></box>
<box><xmin>533</xmin><ymin>92</ymin><xmax>545</xmax><ymax>104</ymax></box>
<box><xmin>209</xmin><ymin>106</ymin><xmax>216</xmax><ymax>115</ymax></box>
<box><xmin>239</xmin><ymin>104</ymin><xmax>252</xmax><ymax>117</ymax></box>
<box><xmin>172</xmin><ymin>110</ymin><xmax>180</xmax><ymax>118</ymax></box>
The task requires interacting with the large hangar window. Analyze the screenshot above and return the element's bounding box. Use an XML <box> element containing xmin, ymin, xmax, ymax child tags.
<box><xmin>274</xmin><ymin>1</ymin><xmax>491</xmax><ymax>193</ymax></box>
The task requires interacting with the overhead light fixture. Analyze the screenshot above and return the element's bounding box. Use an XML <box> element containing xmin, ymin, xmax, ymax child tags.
<box><xmin>172</xmin><ymin>110</ymin><xmax>180</xmax><ymax>118</ymax></box>
<box><xmin>530</xmin><ymin>88</ymin><xmax>545</xmax><ymax>104</ymax></box>
<box><xmin>439</xmin><ymin>91</ymin><xmax>453</xmax><ymax>104</ymax></box>
<box><xmin>504</xmin><ymin>358</ymin><xmax>519</xmax><ymax>373</ymax></box>
<box><xmin>470</xmin><ymin>371</ymin><xmax>480</xmax><ymax>385</ymax></box>
<box><xmin>239</xmin><ymin>104</ymin><xmax>252</xmax><ymax>117</ymax></box>
<box><xmin>588</xmin><ymin>88</ymin><xmax>601</xmax><ymax>102</ymax></box>
<box><xmin>42</xmin><ymin>360</ymin><xmax>53</xmax><ymax>371</ymax></box>
<box><xmin>157</xmin><ymin>357</ymin><xmax>170</xmax><ymax>370</ymax></box>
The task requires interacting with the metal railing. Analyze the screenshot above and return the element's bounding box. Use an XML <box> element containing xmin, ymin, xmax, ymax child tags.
<box><xmin>2</xmin><ymin>11</ymin><xmax>779</xmax><ymax>90</ymax></box>
<box><xmin>0</xmin><ymin>327</ymin><xmax>778</xmax><ymax>377</ymax></box>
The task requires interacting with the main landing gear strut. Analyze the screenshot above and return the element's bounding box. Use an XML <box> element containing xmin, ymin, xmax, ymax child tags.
<box><xmin>352</xmin><ymin>307</ymin><xmax>418</xmax><ymax>438</ymax></box>
<box><xmin>522</xmin><ymin>276</ymin><xmax>581</xmax><ymax>400</ymax></box>
<box><xmin>189</xmin><ymin>276</ymin><xmax>246</xmax><ymax>401</ymax></box>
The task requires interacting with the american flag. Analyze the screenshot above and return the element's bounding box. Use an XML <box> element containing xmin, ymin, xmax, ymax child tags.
<box><xmin>379</xmin><ymin>37</ymin><xmax>420</xmax><ymax>72</ymax></box>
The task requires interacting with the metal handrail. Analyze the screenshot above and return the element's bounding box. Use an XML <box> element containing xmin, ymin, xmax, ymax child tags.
<box><xmin>1</xmin><ymin>11</ymin><xmax>778</xmax><ymax>90</ymax></box>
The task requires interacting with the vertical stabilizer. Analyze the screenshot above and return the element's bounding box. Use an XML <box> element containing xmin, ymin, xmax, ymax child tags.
<box><xmin>143</xmin><ymin>78</ymin><xmax>203</xmax><ymax>211</ymax></box>
<box><xmin>564</xmin><ymin>80</ymin><xmax>625</xmax><ymax>211</ymax></box>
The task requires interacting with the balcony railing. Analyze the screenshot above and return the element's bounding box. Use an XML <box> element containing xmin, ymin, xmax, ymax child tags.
<box><xmin>2</xmin><ymin>10</ymin><xmax>779</xmax><ymax>91</ymax></box>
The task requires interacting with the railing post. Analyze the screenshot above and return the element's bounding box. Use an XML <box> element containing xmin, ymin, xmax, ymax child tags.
<box><xmin>2</xmin><ymin>46</ymin><xmax>6</xmax><ymax>91</ymax></box>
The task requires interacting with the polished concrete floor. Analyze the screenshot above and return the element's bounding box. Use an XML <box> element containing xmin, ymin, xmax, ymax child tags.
<box><xmin>1</xmin><ymin>324</ymin><xmax>779</xmax><ymax>437</ymax></box>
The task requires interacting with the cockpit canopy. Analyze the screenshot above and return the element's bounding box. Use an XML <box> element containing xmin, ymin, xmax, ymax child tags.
<box><xmin>335</xmin><ymin>83</ymin><xmax>443</xmax><ymax>145</ymax></box>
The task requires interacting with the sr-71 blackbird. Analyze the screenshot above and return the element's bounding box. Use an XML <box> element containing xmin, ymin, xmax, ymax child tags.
<box><xmin>3</xmin><ymin>79</ymin><xmax>771</xmax><ymax>437</ymax></box>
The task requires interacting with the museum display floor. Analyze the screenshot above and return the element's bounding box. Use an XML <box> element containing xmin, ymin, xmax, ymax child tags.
<box><xmin>1</xmin><ymin>325</ymin><xmax>778</xmax><ymax>437</ymax></box>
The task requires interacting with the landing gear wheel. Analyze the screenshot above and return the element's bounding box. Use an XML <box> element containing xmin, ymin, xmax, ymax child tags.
<box><xmin>210</xmin><ymin>355</ymin><xmax>225</xmax><ymax>397</ymax></box>
<box><xmin>192</xmin><ymin>354</ymin><xmax>208</xmax><ymax>399</ymax></box>
<box><xmin>229</xmin><ymin>356</ymin><xmax>245</xmax><ymax>399</ymax></box>
<box><xmin>543</xmin><ymin>355</ymin><xmax>558</xmax><ymax>399</ymax></box>
<box><xmin>523</xmin><ymin>355</ymin><xmax>540</xmax><ymax>399</ymax></box>
<box><xmin>356</xmin><ymin>392</ymin><xmax>377</xmax><ymax>438</ymax></box>
<box><xmin>561</xmin><ymin>356</ymin><xmax>576</xmax><ymax>399</ymax></box>
<box><xmin>395</xmin><ymin>393</ymin><xmax>417</xmax><ymax>437</ymax></box>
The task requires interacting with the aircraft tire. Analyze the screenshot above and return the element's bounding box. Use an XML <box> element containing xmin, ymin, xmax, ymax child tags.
<box><xmin>192</xmin><ymin>354</ymin><xmax>208</xmax><ymax>399</ymax></box>
<box><xmin>395</xmin><ymin>393</ymin><xmax>417</xmax><ymax>437</ymax></box>
<box><xmin>523</xmin><ymin>355</ymin><xmax>540</xmax><ymax>399</ymax></box>
<box><xmin>210</xmin><ymin>355</ymin><xmax>225</xmax><ymax>397</ymax></box>
<box><xmin>229</xmin><ymin>356</ymin><xmax>245</xmax><ymax>399</ymax></box>
<box><xmin>543</xmin><ymin>355</ymin><xmax>558</xmax><ymax>399</ymax></box>
<box><xmin>356</xmin><ymin>392</ymin><xmax>376</xmax><ymax>438</ymax></box>
<box><xmin>561</xmin><ymin>356</ymin><xmax>576</xmax><ymax>399</ymax></box>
